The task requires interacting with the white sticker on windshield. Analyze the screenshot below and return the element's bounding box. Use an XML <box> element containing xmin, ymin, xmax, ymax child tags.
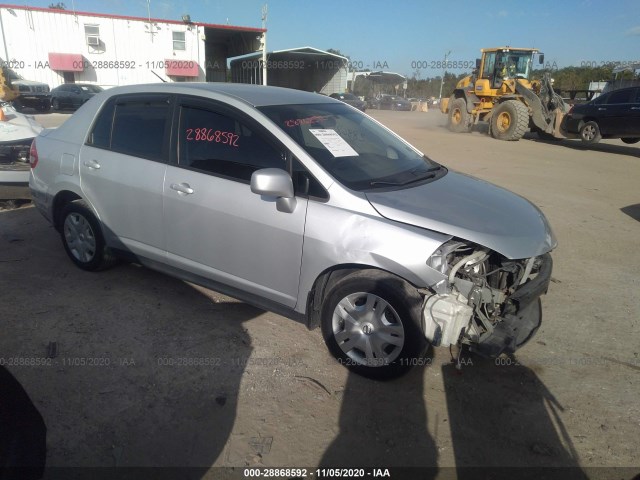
<box><xmin>309</xmin><ymin>129</ymin><xmax>359</xmax><ymax>157</ymax></box>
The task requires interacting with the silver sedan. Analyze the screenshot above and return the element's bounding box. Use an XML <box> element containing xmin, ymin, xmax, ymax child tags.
<box><xmin>29</xmin><ymin>83</ymin><xmax>556</xmax><ymax>379</ymax></box>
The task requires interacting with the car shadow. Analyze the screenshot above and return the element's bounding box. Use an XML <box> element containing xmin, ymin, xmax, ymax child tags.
<box><xmin>621</xmin><ymin>203</ymin><xmax>640</xmax><ymax>222</ymax></box>
<box><xmin>318</xmin><ymin>364</ymin><xmax>438</xmax><ymax>477</ymax></box>
<box><xmin>443</xmin><ymin>352</ymin><xmax>589</xmax><ymax>479</ymax></box>
<box><xmin>0</xmin><ymin>207</ymin><xmax>261</xmax><ymax>478</ymax></box>
<box><xmin>525</xmin><ymin>135</ymin><xmax>640</xmax><ymax>157</ymax></box>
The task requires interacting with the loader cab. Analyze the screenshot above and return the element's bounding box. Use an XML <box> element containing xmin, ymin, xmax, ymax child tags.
<box><xmin>479</xmin><ymin>48</ymin><xmax>538</xmax><ymax>90</ymax></box>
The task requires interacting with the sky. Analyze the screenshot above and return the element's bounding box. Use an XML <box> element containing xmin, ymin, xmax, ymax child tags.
<box><xmin>15</xmin><ymin>0</ymin><xmax>640</xmax><ymax>77</ymax></box>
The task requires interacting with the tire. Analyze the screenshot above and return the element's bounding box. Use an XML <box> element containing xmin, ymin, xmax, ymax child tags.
<box><xmin>579</xmin><ymin>121</ymin><xmax>601</xmax><ymax>145</ymax></box>
<box><xmin>37</xmin><ymin>101</ymin><xmax>51</xmax><ymax>112</ymax></box>
<box><xmin>320</xmin><ymin>270</ymin><xmax>426</xmax><ymax>380</ymax></box>
<box><xmin>448</xmin><ymin>97</ymin><xmax>472</xmax><ymax>133</ymax></box>
<box><xmin>490</xmin><ymin>100</ymin><xmax>529</xmax><ymax>141</ymax></box>
<box><xmin>51</xmin><ymin>98</ymin><xmax>60</xmax><ymax>110</ymax></box>
<box><xmin>60</xmin><ymin>201</ymin><xmax>116</xmax><ymax>271</ymax></box>
<box><xmin>621</xmin><ymin>137</ymin><xmax>640</xmax><ymax>144</ymax></box>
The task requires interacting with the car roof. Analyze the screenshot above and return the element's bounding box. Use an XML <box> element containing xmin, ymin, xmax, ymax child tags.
<box><xmin>97</xmin><ymin>82</ymin><xmax>339</xmax><ymax>107</ymax></box>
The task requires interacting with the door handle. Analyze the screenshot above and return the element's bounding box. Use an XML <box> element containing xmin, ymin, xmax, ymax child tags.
<box><xmin>597</xmin><ymin>108</ymin><xmax>606</xmax><ymax>111</ymax></box>
<box><xmin>170</xmin><ymin>182</ymin><xmax>194</xmax><ymax>195</ymax></box>
<box><xmin>83</xmin><ymin>160</ymin><xmax>101</xmax><ymax>169</ymax></box>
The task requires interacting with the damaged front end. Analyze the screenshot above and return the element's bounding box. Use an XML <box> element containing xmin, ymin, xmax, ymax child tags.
<box><xmin>424</xmin><ymin>239</ymin><xmax>553</xmax><ymax>357</ymax></box>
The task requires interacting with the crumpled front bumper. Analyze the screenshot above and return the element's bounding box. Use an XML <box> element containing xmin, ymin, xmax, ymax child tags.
<box><xmin>471</xmin><ymin>253</ymin><xmax>553</xmax><ymax>357</ymax></box>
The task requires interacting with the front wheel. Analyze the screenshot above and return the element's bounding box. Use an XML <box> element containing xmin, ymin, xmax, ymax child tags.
<box><xmin>60</xmin><ymin>201</ymin><xmax>115</xmax><ymax>271</ymax></box>
<box><xmin>490</xmin><ymin>100</ymin><xmax>528</xmax><ymax>141</ymax></box>
<box><xmin>621</xmin><ymin>137</ymin><xmax>640</xmax><ymax>144</ymax></box>
<box><xmin>579</xmin><ymin>121</ymin><xmax>601</xmax><ymax>145</ymax></box>
<box><xmin>320</xmin><ymin>270</ymin><xmax>426</xmax><ymax>380</ymax></box>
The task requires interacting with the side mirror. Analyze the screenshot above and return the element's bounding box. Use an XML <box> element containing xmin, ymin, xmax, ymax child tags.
<box><xmin>250</xmin><ymin>168</ymin><xmax>297</xmax><ymax>213</ymax></box>
<box><xmin>475</xmin><ymin>58</ymin><xmax>481</xmax><ymax>69</ymax></box>
<box><xmin>539</xmin><ymin>54</ymin><xmax>545</xmax><ymax>65</ymax></box>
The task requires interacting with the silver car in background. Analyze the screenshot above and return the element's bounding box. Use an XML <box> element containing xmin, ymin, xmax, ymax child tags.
<box><xmin>29</xmin><ymin>83</ymin><xmax>556</xmax><ymax>379</ymax></box>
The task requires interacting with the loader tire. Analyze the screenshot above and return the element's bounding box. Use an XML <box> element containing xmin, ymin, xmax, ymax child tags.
<box><xmin>491</xmin><ymin>100</ymin><xmax>528</xmax><ymax>141</ymax></box>
<box><xmin>448</xmin><ymin>97</ymin><xmax>472</xmax><ymax>133</ymax></box>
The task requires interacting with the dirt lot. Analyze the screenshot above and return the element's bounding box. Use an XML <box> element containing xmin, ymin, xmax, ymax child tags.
<box><xmin>1</xmin><ymin>109</ymin><xmax>639</xmax><ymax>479</ymax></box>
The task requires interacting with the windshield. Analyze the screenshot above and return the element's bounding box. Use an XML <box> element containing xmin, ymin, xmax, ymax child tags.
<box><xmin>259</xmin><ymin>103</ymin><xmax>443</xmax><ymax>191</ymax></box>
<box><xmin>496</xmin><ymin>51</ymin><xmax>533</xmax><ymax>79</ymax></box>
<box><xmin>80</xmin><ymin>85</ymin><xmax>104</xmax><ymax>93</ymax></box>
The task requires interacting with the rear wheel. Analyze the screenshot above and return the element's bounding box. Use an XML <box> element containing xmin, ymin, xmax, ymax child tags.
<box><xmin>490</xmin><ymin>100</ymin><xmax>528</xmax><ymax>141</ymax></box>
<box><xmin>60</xmin><ymin>201</ymin><xmax>116</xmax><ymax>271</ymax></box>
<box><xmin>579</xmin><ymin>121</ymin><xmax>601</xmax><ymax>145</ymax></box>
<box><xmin>51</xmin><ymin>98</ymin><xmax>60</xmax><ymax>110</ymax></box>
<box><xmin>320</xmin><ymin>270</ymin><xmax>426</xmax><ymax>380</ymax></box>
<box><xmin>448</xmin><ymin>97</ymin><xmax>472</xmax><ymax>133</ymax></box>
<box><xmin>621</xmin><ymin>137</ymin><xmax>640</xmax><ymax>144</ymax></box>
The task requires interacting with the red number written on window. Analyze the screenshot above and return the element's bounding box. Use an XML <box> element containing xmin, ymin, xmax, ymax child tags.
<box><xmin>284</xmin><ymin>115</ymin><xmax>329</xmax><ymax>128</ymax></box>
<box><xmin>186</xmin><ymin>128</ymin><xmax>239</xmax><ymax>147</ymax></box>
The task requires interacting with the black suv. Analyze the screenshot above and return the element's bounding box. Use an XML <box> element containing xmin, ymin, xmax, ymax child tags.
<box><xmin>563</xmin><ymin>86</ymin><xmax>640</xmax><ymax>145</ymax></box>
<box><xmin>12</xmin><ymin>80</ymin><xmax>51</xmax><ymax>112</ymax></box>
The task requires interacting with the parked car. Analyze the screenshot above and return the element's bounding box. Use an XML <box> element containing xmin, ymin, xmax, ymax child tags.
<box><xmin>12</xmin><ymin>80</ymin><xmax>51</xmax><ymax>112</ymax></box>
<box><xmin>0</xmin><ymin>102</ymin><xmax>43</xmax><ymax>199</ymax></box>
<box><xmin>371</xmin><ymin>94</ymin><xmax>412</xmax><ymax>111</ymax></box>
<box><xmin>50</xmin><ymin>83</ymin><xmax>104</xmax><ymax>110</ymax></box>
<box><xmin>30</xmin><ymin>83</ymin><xmax>556</xmax><ymax>379</ymax></box>
<box><xmin>562</xmin><ymin>86</ymin><xmax>640</xmax><ymax>145</ymax></box>
<box><xmin>329</xmin><ymin>92</ymin><xmax>366</xmax><ymax>111</ymax></box>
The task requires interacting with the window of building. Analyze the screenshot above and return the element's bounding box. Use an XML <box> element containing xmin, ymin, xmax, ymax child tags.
<box><xmin>172</xmin><ymin>31</ymin><xmax>186</xmax><ymax>51</ymax></box>
<box><xmin>179</xmin><ymin>105</ymin><xmax>286</xmax><ymax>182</ymax></box>
<box><xmin>84</xmin><ymin>24</ymin><xmax>100</xmax><ymax>46</ymax></box>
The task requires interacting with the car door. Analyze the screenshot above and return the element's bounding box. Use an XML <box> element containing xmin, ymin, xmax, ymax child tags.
<box><xmin>162</xmin><ymin>98</ymin><xmax>308</xmax><ymax>308</ymax></box>
<box><xmin>70</xmin><ymin>86</ymin><xmax>83</xmax><ymax>107</ymax></box>
<box><xmin>628</xmin><ymin>88</ymin><xmax>640</xmax><ymax>136</ymax></box>
<box><xmin>79</xmin><ymin>94</ymin><xmax>171</xmax><ymax>262</ymax></box>
<box><xmin>55</xmin><ymin>85</ymin><xmax>68</xmax><ymax>107</ymax></box>
<box><xmin>597</xmin><ymin>88</ymin><xmax>633</xmax><ymax>135</ymax></box>
<box><xmin>63</xmin><ymin>85</ymin><xmax>76</xmax><ymax>107</ymax></box>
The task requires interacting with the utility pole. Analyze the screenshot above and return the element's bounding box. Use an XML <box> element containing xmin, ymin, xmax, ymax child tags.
<box><xmin>438</xmin><ymin>50</ymin><xmax>451</xmax><ymax>102</ymax></box>
<box><xmin>261</xmin><ymin>4</ymin><xmax>268</xmax><ymax>86</ymax></box>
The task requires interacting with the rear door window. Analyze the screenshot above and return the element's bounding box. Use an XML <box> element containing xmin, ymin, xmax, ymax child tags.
<box><xmin>86</xmin><ymin>94</ymin><xmax>172</xmax><ymax>162</ymax></box>
<box><xmin>608</xmin><ymin>89</ymin><xmax>633</xmax><ymax>104</ymax></box>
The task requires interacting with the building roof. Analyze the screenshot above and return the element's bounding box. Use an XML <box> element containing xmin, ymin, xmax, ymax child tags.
<box><xmin>231</xmin><ymin>46</ymin><xmax>348</xmax><ymax>62</ymax></box>
<box><xmin>0</xmin><ymin>3</ymin><xmax>265</xmax><ymax>32</ymax></box>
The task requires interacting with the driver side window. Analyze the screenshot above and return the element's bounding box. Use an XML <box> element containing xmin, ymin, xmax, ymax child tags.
<box><xmin>178</xmin><ymin>105</ymin><xmax>287</xmax><ymax>182</ymax></box>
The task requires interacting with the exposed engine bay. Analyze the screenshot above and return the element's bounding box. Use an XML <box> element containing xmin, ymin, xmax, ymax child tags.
<box><xmin>424</xmin><ymin>239</ymin><xmax>553</xmax><ymax>357</ymax></box>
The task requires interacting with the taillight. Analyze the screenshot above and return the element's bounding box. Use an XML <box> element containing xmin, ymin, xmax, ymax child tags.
<box><xmin>29</xmin><ymin>139</ymin><xmax>38</xmax><ymax>169</ymax></box>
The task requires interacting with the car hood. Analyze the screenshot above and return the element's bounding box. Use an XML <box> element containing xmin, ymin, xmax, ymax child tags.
<box><xmin>0</xmin><ymin>105</ymin><xmax>43</xmax><ymax>143</ymax></box>
<box><xmin>365</xmin><ymin>170</ymin><xmax>557</xmax><ymax>259</ymax></box>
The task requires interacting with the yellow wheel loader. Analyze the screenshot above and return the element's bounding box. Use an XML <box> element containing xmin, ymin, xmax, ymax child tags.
<box><xmin>440</xmin><ymin>47</ymin><xmax>567</xmax><ymax>141</ymax></box>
